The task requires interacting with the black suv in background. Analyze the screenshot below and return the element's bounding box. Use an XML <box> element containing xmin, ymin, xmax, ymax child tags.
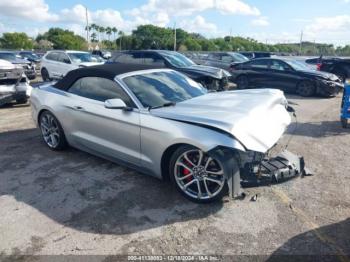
<box><xmin>108</xmin><ymin>50</ymin><xmax>232</xmax><ymax>91</ymax></box>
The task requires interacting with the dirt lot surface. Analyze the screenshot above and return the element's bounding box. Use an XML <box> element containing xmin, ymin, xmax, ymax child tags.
<box><xmin>0</xmin><ymin>94</ymin><xmax>349</xmax><ymax>261</ymax></box>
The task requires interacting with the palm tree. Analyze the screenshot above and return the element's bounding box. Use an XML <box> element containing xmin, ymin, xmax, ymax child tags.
<box><xmin>99</xmin><ymin>26</ymin><xmax>105</xmax><ymax>42</ymax></box>
<box><xmin>112</xmin><ymin>27</ymin><xmax>118</xmax><ymax>41</ymax></box>
<box><xmin>106</xmin><ymin>27</ymin><xmax>112</xmax><ymax>42</ymax></box>
<box><xmin>90</xmin><ymin>32</ymin><xmax>97</xmax><ymax>42</ymax></box>
<box><xmin>118</xmin><ymin>30</ymin><xmax>124</xmax><ymax>50</ymax></box>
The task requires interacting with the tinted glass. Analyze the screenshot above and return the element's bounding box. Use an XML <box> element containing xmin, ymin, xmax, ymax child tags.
<box><xmin>46</xmin><ymin>52</ymin><xmax>59</xmax><ymax>61</ymax></box>
<box><xmin>0</xmin><ymin>53</ymin><xmax>16</xmax><ymax>60</ymax></box>
<box><xmin>143</xmin><ymin>53</ymin><xmax>165</xmax><ymax>66</ymax></box>
<box><xmin>161</xmin><ymin>52</ymin><xmax>195</xmax><ymax>68</ymax></box>
<box><xmin>250</xmin><ymin>59</ymin><xmax>269</xmax><ymax>69</ymax></box>
<box><xmin>68</xmin><ymin>77</ymin><xmax>134</xmax><ymax>107</ymax></box>
<box><xmin>228</xmin><ymin>52</ymin><xmax>249</xmax><ymax>62</ymax></box>
<box><xmin>270</xmin><ymin>60</ymin><xmax>291</xmax><ymax>71</ymax></box>
<box><xmin>123</xmin><ymin>71</ymin><xmax>206</xmax><ymax>108</ymax></box>
<box><xmin>68</xmin><ymin>52</ymin><xmax>94</xmax><ymax>63</ymax></box>
<box><xmin>58</xmin><ymin>53</ymin><xmax>70</xmax><ymax>63</ymax></box>
<box><xmin>221</xmin><ymin>55</ymin><xmax>233</xmax><ymax>63</ymax></box>
<box><xmin>114</xmin><ymin>53</ymin><xmax>143</xmax><ymax>64</ymax></box>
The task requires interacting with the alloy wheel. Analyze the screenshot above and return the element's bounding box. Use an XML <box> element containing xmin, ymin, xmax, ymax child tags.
<box><xmin>40</xmin><ymin>113</ymin><xmax>60</xmax><ymax>148</ymax></box>
<box><xmin>174</xmin><ymin>149</ymin><xmax>225</xmax><ymax>200</ymax></box>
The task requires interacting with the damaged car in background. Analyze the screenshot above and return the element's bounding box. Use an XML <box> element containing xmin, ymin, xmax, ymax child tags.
<box><xmin>30</xmin><ymin>64</ymin><xmax>310</xmax><ymax>203</ymax></box>
<box><xmin>0</xmin><ymin>51</ymin><xmax>36</xmax><ymax>80</ymax></box>
<box><xmin>108</xmin><ymin>50</ymin><xmax>233</xmax><ymax>91</ymax></box>
<box><xmin>0</xmin><ymin>59</ymin><xmax>31</xmax><ymax>106</ymax></box>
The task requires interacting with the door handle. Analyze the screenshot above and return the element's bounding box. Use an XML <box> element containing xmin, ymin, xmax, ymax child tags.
<box><xmin>73</xmin><ymin>106</ymin><xmax>84</xmax><ymax>110</ymax></box>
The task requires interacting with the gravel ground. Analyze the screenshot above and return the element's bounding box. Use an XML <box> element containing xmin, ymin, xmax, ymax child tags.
<box><xmin>0</xmin><ymin>93</ymin><xmax>349</xmax><ymax>261</ymax></box>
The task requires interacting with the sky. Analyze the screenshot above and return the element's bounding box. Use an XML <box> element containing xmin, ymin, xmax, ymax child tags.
<box><xmin>0</xmin><ymin>0</ymin><xmax>350</xmax><ymax>46</ymax></box>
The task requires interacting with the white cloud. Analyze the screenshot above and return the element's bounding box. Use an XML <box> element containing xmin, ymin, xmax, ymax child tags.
<box><xmin>251</xmin><ymin>17</ymin><xmax>269</xmax><ymax>26</ymax></box>
<box><xmin>303</xmin><ymin>15</ymin><xmax>350</xmax><ymax>44</ymax></box>
<box><xmin>215</xmin><ymin>0</ymin><xmax>260</xmax><ymax>15</ymax></box>
<box><xmin>0</xmin><ymin>0</ymin><xmax>58</xmax><ymax>22</ymax></box>
<box><xmin>178</xmin><ymin>15</ymin><xmax>217</xmax><ymax>34</ymax></box>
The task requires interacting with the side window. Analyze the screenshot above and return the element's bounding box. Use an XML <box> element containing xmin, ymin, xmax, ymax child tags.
<box><xmin>46</xmin><ymin>52</ymin><xmax>59</xmax><ymax>61</ymax></box>
<box><xmin>115</xmin><ymin>53</ymin><xmax>143</xmax><ymax>64</ymax></box>
<box><xmin>270</xmin><ymin>60</ymin><xmax>290</xmax><ymax>71</ymax></box>
<box><xmin>58</xmin><ymin>53</ymin><xmax>70</xmax><ymax>64</ymax></box>
<box><xmin>208</xmin><ymin>53</ymin><xmax>221</xmax><ymax>60</ymax></box>
<box><xmin>221</xmin><ymin>55</ymin><xmax>233</xmax><ymax>63</ymax></box>
<box><xmin>250</xmin><ymin>59</ymin><xmax>269</xmax><ymax>69</ymax></box>
<box><xmin>68</xmin><ymin>77</ymin><xmax>135</xmax><ymax>107</ymax></box>
<box><xmin>143</xmin><ymin>53</ymin><xmax>165</xmax><ymax>66</ymax></box>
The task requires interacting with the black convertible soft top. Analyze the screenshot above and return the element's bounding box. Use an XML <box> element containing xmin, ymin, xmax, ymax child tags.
<box><xmin>54</xmin><ymin>63</ymin><xmax>163</xmax><ymax>91</ymax></box>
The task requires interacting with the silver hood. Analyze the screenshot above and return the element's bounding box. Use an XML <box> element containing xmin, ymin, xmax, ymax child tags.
<box><xmin>151</xmin><ymin>89</ymin><xmax>291</xmax><ymax>153</ymax></box>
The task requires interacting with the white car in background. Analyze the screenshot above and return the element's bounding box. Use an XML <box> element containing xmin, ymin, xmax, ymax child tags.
<box><xmin>40</xmin><ymin>50</ymin><xmax>104</xmax><ymax>81</ymax></box>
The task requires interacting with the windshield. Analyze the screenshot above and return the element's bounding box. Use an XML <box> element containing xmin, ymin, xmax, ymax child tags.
<box><xmin>229</xmin><ymin>52</ymin><xmax>249</xmax><ymax>62</ymax></box>
<box><xmin>161</xmin><ymin>52</ymin><xmax>195</xmax><ymax>68</ymax></box>
<box><xmin>0</xmin><ymin>53</ymin><xmax>16</xmax><ymax>60</ymax></box>
<box><xmin>123</xmin><ymin>70</ymin><xmax>206</xmax><ymax>108</ymax></box>
<box><xmin>68</xmin><ymin>52</ymin><xmax>94</xmax><ymax>63</ymax></box>
<box><xmin>22</xmin><ymin>53</ymin><xmax>39</xmax><ymax>60</ymax></box>
<box><xmin>285</xmin><ymin>60</ymin><xmax>311</xmax><ymax>71</ymax></box>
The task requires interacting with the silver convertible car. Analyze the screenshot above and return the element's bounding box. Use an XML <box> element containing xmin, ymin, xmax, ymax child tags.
<box><xmin>31</xmin><ymin>64</ymin><xmax>303</xmax><ymax>203</ymax></box>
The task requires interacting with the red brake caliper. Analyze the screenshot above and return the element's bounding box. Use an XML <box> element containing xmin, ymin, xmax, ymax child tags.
<box><xmin>183</xmin><ymin>159</ymin><xmax>193</xmax><ymax>182</ymax></box>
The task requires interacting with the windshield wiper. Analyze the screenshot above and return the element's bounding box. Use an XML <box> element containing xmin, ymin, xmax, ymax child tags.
<box><xmin>148</xmin><ymin>102</ymin><xmax>176</xmax><ymax>111</ymax></box>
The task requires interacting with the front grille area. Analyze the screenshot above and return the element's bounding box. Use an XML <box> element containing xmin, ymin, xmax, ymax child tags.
<box><xmin>0</xmin><ymin>79</ymin><xmax>18</xmax><ymax>85</ymax></box>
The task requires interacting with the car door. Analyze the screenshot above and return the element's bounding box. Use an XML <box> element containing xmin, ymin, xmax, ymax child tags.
<box><xmin>245</xmin><ymin>59</ymin><xmax>271</xmax><ymax>88</ymax></box>
<box><xmin>269</xmin><ymin>60</ymin><xmax>300</xmax><ymax>92</ymax></box>
<box><xmin>64</xmin><ymin>76</ymin><xmax>141</xmax><ymax>165</ymax></box>
<box><xmin>57</xmin><ymin>53</ymin><xmax>76</xmax><ymax>78</ymax></box>
<box><xmin>44</xmin><ymin>52</ymin><xmax>60</xmax><ymax>77</ymax></box>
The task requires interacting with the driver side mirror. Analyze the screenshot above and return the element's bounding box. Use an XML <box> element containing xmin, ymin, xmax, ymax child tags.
<box><xmin>104</xmin><ymin>98</ymin><xmax>132</xmax><ymax>111</ymax></box>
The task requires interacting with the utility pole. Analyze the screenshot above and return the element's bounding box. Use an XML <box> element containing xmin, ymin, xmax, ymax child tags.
<box><xmin>173</xmin><ymin>22</ymin><xmax>176</xmax><ymax>51</ymax></box>
<box><xmin>85</xmin><ymin>6</ymin><xmax>90</xmax><ymax>45</ymax></box>
<box><xmin>299</xmin><ymin>30</ymin><xmax>303</xmax><ymax>55</ymax></box>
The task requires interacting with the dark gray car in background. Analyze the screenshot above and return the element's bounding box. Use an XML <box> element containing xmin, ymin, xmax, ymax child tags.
<box><xmin>204</xmin><ymin>52</ymin><xmax>249</xmax><ymax>70</ymax></box>
<box><xmin>0</xmin><ymin>51</ymin><xmax>36</xmax><ymax>80</ymax></box>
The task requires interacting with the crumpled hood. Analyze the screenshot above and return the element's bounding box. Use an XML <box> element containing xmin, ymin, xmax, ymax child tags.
<box><xmin>0</xmin><ymin>59</ymin><xmax>15</xmax><ymax>70</ymax></box>
<box><xmin>151</xmin><ymin>89</ymin><xmax>291</xmax><ymax>153</ymax></box>
<box><xmin>8</xmin><ymin>58</ymin><xmax>31</xmax><ymax>65</ymax></box>
<box><xmin>298</xmin><ymin>69</ymin><xmax>339</xmax><ymax>81</ymax></box>
<box><xmin>178</xmin><ymin>64</ymin><xmax>231</xmax><ymax>79</ymax></box>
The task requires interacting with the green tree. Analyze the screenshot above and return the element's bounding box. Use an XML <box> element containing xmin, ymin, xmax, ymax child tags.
<box><xmin>37</xmin><ymin>28</ymin><xmax>87</xmax><ymax>50</ymax></box>
<box><xmin>0</xmin><ymin>32</ymin><xmax>33</xmax><ymax>49</ymax></box>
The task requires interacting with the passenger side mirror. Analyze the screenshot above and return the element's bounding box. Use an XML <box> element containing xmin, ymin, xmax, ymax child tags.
<box><xmin>104</xmin><ymin>98</ymin><xmax>131</xmax><ymax>110</ymax></box>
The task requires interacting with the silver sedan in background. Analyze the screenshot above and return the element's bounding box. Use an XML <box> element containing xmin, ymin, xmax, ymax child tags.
<box><xmin>30</xmin><ymin>64</ymin><xmax>292</xmax><ymax>203</ymax></box>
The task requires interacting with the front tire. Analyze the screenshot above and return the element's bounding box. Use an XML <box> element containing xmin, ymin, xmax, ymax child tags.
<box><xmin>39</xmin><ymin>111</ymin><xmax>67</xmax><ymax>150</ymax></box>
<box><xmin>297</xmin><ymin>81</ymin><xmax>315</xmax><ymax>97</ymax></box>
<box><xmin>169</xmin><ymin>145</ymin><xmax>227</xmax><ymax>203</ymax></box>
<box><xmin>41</xmin><ymin>68</ymin><xmax>51</xmax><ymax>82</ymax></box>
<box><xmin>236</xmin><ymin>75</ymin><xmax>249</xmax><ymax>89</ymax></box>
<box><xmin>341</xmin><ymin>118</ymin><xmax>348</xmax><ymax>128</ymax></box>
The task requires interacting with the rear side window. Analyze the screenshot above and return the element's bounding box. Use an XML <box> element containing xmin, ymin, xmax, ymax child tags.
<box><xmin>45</xmin><ymin>52</ymin><xmax>59</xmax><ymax>61</ymax></box>
<box><xmin>68</xmin><ymin>77</ymin><xmax>135</xmax><ymax>107</ymax></box>
<box><xmin>113</xmin><ymin>53</ymin><xmax>143</xmax><ymax>64</ymax></box>
<box><xmin>249</xmin><ymin>59</ymin><xmax>270</xmax><ymax>69</ymax></box>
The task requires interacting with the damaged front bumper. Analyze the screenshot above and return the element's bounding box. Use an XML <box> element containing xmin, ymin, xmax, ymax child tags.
<box><xmin>316</xmin><ymin>80</ymin><xmax>343</xmax><ymax>96</ymax></box>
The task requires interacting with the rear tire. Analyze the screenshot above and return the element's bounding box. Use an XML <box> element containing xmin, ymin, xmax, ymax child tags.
<box><xmin>41</xmin><ymin>68</ymin><xmax>51</xmax><ymax>82</ymax></box>
<box><xmin>169</xmin><ymin>145</ymin><xmax>227</xmax><ymax>203</ymax></box>
<box><xmin>39</xmin><ymin>111</ymin><xmax>68</xmax><ymax>150</ymax></box>
<box><xmin>341</xmin><ymin>118</ymin><xmax>348</xmax><ymax>128</ymax></box>
<box><xmin>297</xmin><ymin>81</ymin><xmax>315</xmax><ymax>97</ymax></box>
<box><xmin>236</xmin><ymin>75</ymin><xmax>249</xmax><ymax>89</ymax></box>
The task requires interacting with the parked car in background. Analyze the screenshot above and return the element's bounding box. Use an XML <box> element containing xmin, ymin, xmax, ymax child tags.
<box><xmin>0</xmin><ymin>59</ymin><xmax>31</xmax><ymax>106</ymax></box>
<box><xmin>17</xmin><ymin>51</ymin><xmax>41</xmax><ymax>74</ymax></box>
<box><xmin>230</xmin><ymin>58</ymin><xmax>343</xmax><ymax>97</ymax></box>
<box><xmin>239</xmin><ymin>51</ymin><xmax>271</xmax><ymax>60</ymax></box>
<box><xmin>92</xmin><ymin>50</ymin><xmax>112</xmax><ymax>60</ymax></box>
<box><xmin>183</xmin><ymin>52</ymin><xmax>208</xmax><ymax>65</ymax></box>
<box><xmin>316</xmin><ymin>57</ymin><xmax>350</xmax><ymax>83</ymax></box>
<box><xmin>31</xmin><ymin>63</ymin><xmax>293</xmax><ymax>203</ymax></box>
<box><xmin>108</xmin><ymin>50</ymin><xmax>232</xmax><ymax>91</ymax></box>
<box><xmin>204</xmin><ymin>52</ymin><xmax>249</xmax><ymax>70</ymax></box>
<box><xmin>0</xmin><ymin>51</ymin><xmax>36</xmax><ymax>80</ymax></box>
<box><xmin>41</xmin><ymin>50</ymin><xmax>104</xmax><ymax>81</ymax></box>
